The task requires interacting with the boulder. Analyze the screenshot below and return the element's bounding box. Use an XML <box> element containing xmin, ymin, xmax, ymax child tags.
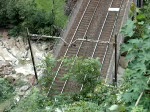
<box><xmin>25</xmin><ymin>45</ymin><xmax>29</xmax><ymax>50</ymax></box>
<box><xmin>20</xmin><ymin>85</ymin><xmax>30</xmax><ymax>92</ymax></box>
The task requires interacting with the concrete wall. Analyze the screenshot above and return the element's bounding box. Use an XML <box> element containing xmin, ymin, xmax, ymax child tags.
<box><xmin>105</xmin><ymin>0</ymin><xmax>133</xmax><ymax>84</ymax></box>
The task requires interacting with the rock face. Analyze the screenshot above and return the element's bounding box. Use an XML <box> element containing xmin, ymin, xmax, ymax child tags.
<box><xmin>119</xmin><ymin>56</ymin><xmax>128</xmax><ymax>69</ymax></box>
<box><xmin>117</xmin><ymin>66</ymin><xmax>125</xmax><ymax>84</ymax></box>
<box><xmin>0</xmin><ymin>30</ymin><xmax>51</xmax><ymax>100</ymax></box>
<box><xmin>0</xmin><ymin>61</ymin><xmax>13</xmax><ymax>78</ymax></box>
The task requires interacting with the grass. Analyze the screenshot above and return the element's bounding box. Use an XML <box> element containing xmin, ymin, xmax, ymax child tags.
<box><xmin>0</xmin><ymin>98</ymin><xmax>14</xmax><ymax>112</ymax></box>
<box><xmin>35</xmin><ymin>0</ymin><xmax>68</xmax><ymax>28</ymax></box>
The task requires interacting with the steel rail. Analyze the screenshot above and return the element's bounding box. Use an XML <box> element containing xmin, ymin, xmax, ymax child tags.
<box><xmin>61</xmin><ymin>0</ymin><xmax>101</xmax><ymax>94</ymax></box>
<box><xmin>100</xmin><ymin>0</ymin><xmax>125</xmax><ymax>83</ymax></box>
<box><xmin>53</xmin><ymin>0</ymin><xmax>83</xmax><ymax>57</ymax></box>
<box><xmin>47</xmin><ymin>0</ymin><xmax>93</xmax><ymax>96</ymax></box>
<box><xmin>91</xmin><ymin>0</ymin><xmax>114</xmax><ymax>58</ymax></box>
<box><xmin>80</xmin><ymin>0</ymin><xmax>114</xmax><ymax>91</ymax></box>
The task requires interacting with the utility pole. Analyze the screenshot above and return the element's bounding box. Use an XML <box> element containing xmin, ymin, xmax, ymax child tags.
<box><xmin>113</xmin><ymin>34</ymin><xmax>118</xmax><ymax>86</ymax></box>
<box><xmin>26</xmin><ymin>29</ymin><xmax>38</xmax><ymax>82</ymax></box>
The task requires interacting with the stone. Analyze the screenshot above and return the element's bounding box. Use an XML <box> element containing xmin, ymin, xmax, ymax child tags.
<box><xmin>0</xmin><ymin>56</ymin><xmax>5</xmax><ymax>61</ymax></box>
<box><xmin>118</xmin><ymin>66</ymin><xmax>125</xmax><ymax>75</ymax></box>
<box><xmin>28</xmin><ymin>76</ymin><xmax>37</xmax><ymax>86</ymax></box>
<box><xmin>18</xmin><ymin>91</ymin><xmax>25</xmax><ymax>96</ymax></box>
<box><xmin>12</xmin><ymin>69</ymin><xmax>16</xmax><ymax>74</ymax></box>
<box><xmin>3</xmin><ymin>71</ymin><xmax>11</xmax><ymax>75</ymax></box>
<box><xmin>20</xmin><ymin>85</ymin><xmax>30</xmax><ymax>92</ymax></box>
<box><xmin>42</xmin><ymin>44</ymin><xmax>48</xmax><ymax>50</ymax></box>
<box><xmin>26</xmin><ymin>58</ymin><xmax>30</xmax><ymax>61</ymax></box>
<box><xmin>24</xmin><ymin>89</ymin><xmax>31</xmax><ymax>98</ymax></box>
<box><xmin>5</xmin><ymin>76</ymin><xmax>16</xmax><ymax>84</ymax></box>
<box><xmin>119</xmin><ymin>56</ymin><xmax>128</xmax><ymax>69</ymax></box>
<box><xmin>25</xmin><ymin>45</ymin><xmax>29</xmax><ymax>50</ymax></box>
<box><xmin>16</xmin><ymin>72</ymin><xmax>25</xmax><ymax>76</ymax></box>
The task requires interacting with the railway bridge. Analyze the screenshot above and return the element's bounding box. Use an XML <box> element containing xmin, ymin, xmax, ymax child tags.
<box><xmin>49</xmin><ymin>0</ymin><xmax>132</xmax><ymax>96</ymax></box>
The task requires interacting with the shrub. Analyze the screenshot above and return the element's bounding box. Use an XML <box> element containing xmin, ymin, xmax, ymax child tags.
<box><xmin>0</xmin><ymin>0</ymin><xmax>67</xmax><ymax>37</ymax></box>
<box><xmin>0</xmin><ymin>78</ymin><xmax>14</xmax><ymax>103</ymax></box>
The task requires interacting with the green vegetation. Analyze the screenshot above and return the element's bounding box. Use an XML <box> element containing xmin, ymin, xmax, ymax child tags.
<box><xmin>120</xmin><ymin>2</ymin><xmax>150</xmax><ymax>110</ymax></box>
<box><xmin>0</xmin><ymin>78</ymin><xmax>14</xmax><ymax>103</ymax></box>
<box><xmin>0</xmin><ymin>0</ymin><xmax>68</xmax><ymax>37</ymax></box>
<box><xmin>35</xmin><ymin>0</ymin><xmax>53</xmax><ymax>12</ymax></box>
<box><xmin>35</xmin><ymin>0</ymin><xmax>68</xmax><ymax>28</ymax></box>
<box><xmin>62</xmin><ymin>57</ymin><xmax>101</xmax><ymax>94</ymax></box>
<box><xmin>9</xmin><ymin>88</ymin><xmax>53</xmax><ymax>112</ymax></box>
<box><xmin>1</xmin><ymin>1</ymin><xmax>150</xmax><ymax>112</ymax></box>
<box><xmin>39</xmin><ymin>54</ymin><xmax>57</xmax><ymax>92</ymax></box>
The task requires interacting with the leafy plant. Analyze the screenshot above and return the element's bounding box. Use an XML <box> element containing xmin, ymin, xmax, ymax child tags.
<box><xmin>62</xmin><ymin>57</ymin><xmax>101</xmax><ymax>94</ymax></box>
<box><xmin>9</xmin><ymin>88</ymin><xmax>53</xmax><ymax>112</ymax></box>
<box><xmin>64</xmin><ymin>101</ymin><xmax>101</xmax><ymax>112</ymax></box>
<box><xmin>120</xmin><ymin>2</ymin><xmax>150</xmax><ymax>111</ymax></box>
<box><xmin>120</xmin><ymin>19</ymin><xmax>136</xmax><ymax>41</ymax></box>
<box><xmin>39</xmin><ymin>54</ymin><xmax>57</xmax><ymax>92</ymax></box>
<box><xmin>0</xmin><ymin>0</ymin><xmax>68</xmax><ymax>37</ymax></box>
<box><xmin>131</xmin><ymin>106</ymin><xmax>148</xmax><ymax>112</ymax></box>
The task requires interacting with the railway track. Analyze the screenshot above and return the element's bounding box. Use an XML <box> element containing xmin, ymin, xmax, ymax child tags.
<box><xmin>47</xmin><ymin>0</ymin><xmax>126</xmax><ymax>96</ymax></box>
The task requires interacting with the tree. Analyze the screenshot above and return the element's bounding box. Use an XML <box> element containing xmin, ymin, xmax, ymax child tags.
<box><xmin>62</xmin><ymin>57</ymin><xmax>101</xmax><ymax>94</ymax></box>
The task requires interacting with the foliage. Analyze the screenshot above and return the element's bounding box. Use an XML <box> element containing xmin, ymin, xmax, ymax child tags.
<box><xmin>3</xmin><ymin>2</ymin><xmax>150</xmax><ymax>112</ymax></box>
<box><xmin>35</xmin><ymin>0</ymin><xmax>68</xmax><ymax>28</ymax></box>
<box><xmin>0</xmin><ymin>78</ymin><xmax>14</xmax><ymax>103</ymax></box>
<box><xmin>120</xmin><ymin>2</ymin><xmax>150</xmax><ymax>111</ymax></box>
<box><xmin>142</xmin><ymin>2</ymin><xmax>150</xmax><ymax>23</ymax></box>
<box><xmin>9</xmin><ymin>88</ymin><xmax>53</xmax><ymax>112</ymax></box>
<box><xmin>0</xmin><ymin>0</ymin><xmax>68</xmax><ymax>37</ymax></box>
<box><xmin>0</xmin><ymin>0</ymin><xmax>9</xmax><ymax>26</ymax></box>
<box><xmin>131</xmin><ymin>106</ymin><xmax>148</xmax><ymax>112</ymax></box>
<box><xmin>62</xmin><ymin>57</ymin><xmax>101</xmax><ymax>94</ymax></box>
<box><xmin>39</xmin><ymin>54</ymin><xmax>57</xmax><ymax>93</ymax></box>
<box><xmin>64</xmin><ymin>101</ymin><xmax>101</xmax><ymax>112</ymax></box>
<box><xmin>121</xmin><ymin>19</ymin><xmax>136</xmax><ymax>37</ymax></box>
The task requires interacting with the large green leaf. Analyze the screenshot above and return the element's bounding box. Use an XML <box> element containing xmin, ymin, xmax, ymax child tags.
<box><xmin>121</xmin><ymin>20</ymin><xmax>136</xmax><ymax>37</ymax></box>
